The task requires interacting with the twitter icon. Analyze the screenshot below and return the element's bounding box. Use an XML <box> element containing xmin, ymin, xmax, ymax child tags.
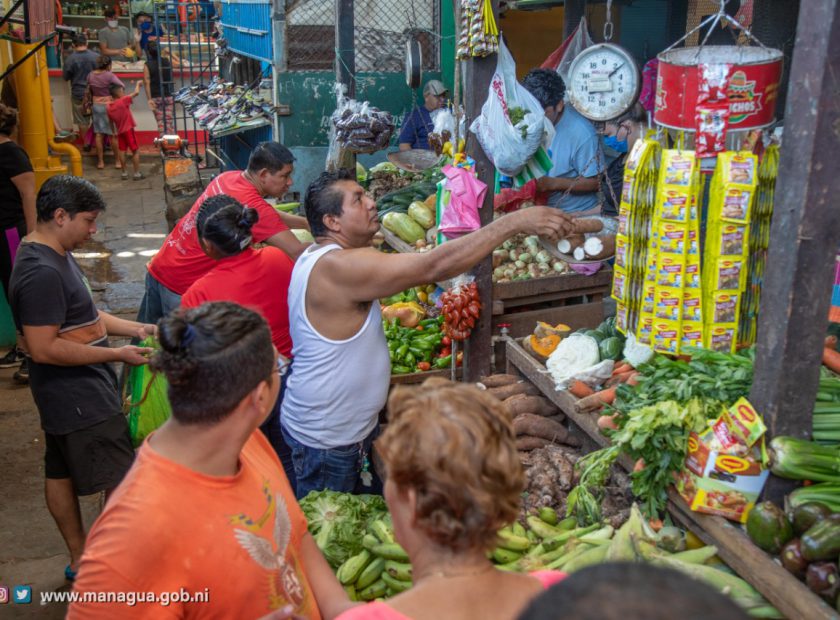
<box><xmin>12</xmin><ymin>586</ymin><xmax>31</xmax><ymax>604</ymax></box>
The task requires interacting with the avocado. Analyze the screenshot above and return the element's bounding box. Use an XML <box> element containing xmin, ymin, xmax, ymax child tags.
<box><xmin>746</xmin><ymin>501</ymin><xmax>794</xmax><ymax>555</ymax></box>
<box><xmin>792</xmin><ymin>502</ymin><xmax>832</xmax><ymax>536</ymax></box>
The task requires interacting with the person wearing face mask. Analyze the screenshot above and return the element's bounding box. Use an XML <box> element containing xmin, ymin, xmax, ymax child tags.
<box><xmin>600</xmin><ymin>103</ymin><xmax>646</xmax><ymax>217</ymax></box>
<box><xmin>133</xmin><ymin>12</ymin><xmax>164</xmax><ymax>57</ymax></box>
<box><xmin>98</xmin><ymin>8</ymin><xmax>134</xmax><ymax>63</ymax></box>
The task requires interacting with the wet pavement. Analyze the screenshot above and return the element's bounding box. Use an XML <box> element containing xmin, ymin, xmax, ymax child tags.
<box><xmin>0</xmin><ymin>161</ymin><xmax>169</xmax><ymax>618</ymax></box>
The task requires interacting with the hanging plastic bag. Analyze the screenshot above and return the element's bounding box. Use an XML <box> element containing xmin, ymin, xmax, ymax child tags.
<box><xmin>124</xmin><ymin>337</ymin><xmax>171</xmax><ymax>447</ymax></box>
<box><xmin>438</xmin><ymin>165</ymin><xmax>487</xmax><ymax>239</ymax></box>
<box><xmin>469</xmin><ymin>39</ymin><xmax>548</xmax><ymax>177</ymax></box>
<box><xmin>555</xmin><ymin>18</ymin><xmax>594</xmax><ymax>82</ymax></box>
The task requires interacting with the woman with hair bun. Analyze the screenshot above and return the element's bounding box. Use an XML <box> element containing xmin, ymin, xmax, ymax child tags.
<box><xmin>337</xmin><ymin>378</ymin><xmax>566</xmax><ymax>620</ymax></box>
<box><xmin>68</xmin><ymin>302</ymin><xmax>357</xmax><ymax>619</ymax></box>
<box><xmin>181</xmin><ymin>193</ymin><xmax>297</xmax><ymax>488</ymax></box>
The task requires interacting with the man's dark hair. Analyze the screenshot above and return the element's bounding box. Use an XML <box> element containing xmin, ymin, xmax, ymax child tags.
<box><xmin>0</xmin><ymin>102</ymin><xmax>18</xmax><ymax>137</ymax></box>
<box><xmin>522</xmin><ymin>68</ymin><xmax>566</xmax><ymax>109</ymax></box>
<box><xmin>103</xmin><ymin>7</ymin><xmax>117</xmax><ymax>18</ymax></box>
<box><xmin>304</xmin><ymin>168</ymin><xmax>356</xmax><ymax>238</ymax></box>
<box><xmin>517</xmin><ymin>563</ymin><xmax>749</xmax><ymax>620</ymax></box>
<box><xmin>134</xmin><ymin>11</ymin><xmax>151</xmax><ymax>26</ymax></box>
<box><xmin>196</xmin><ymin>194</ymin><xmax>259</xmax><ymax>257</ymax></box>
<box><xmin>72</xmin><ymin>33</ymin><xmax>87</xmax><ymax>47</ymax></box>
<box><xmin>151</xmin><ymin>302</ymin><xmax>274</xmax><ymax>425</ymax></box>
<box><xmin>108</xmin><ymin>83</ymin><xmax>124</xmax><ymax>97</ymax></box>
<box><xmin>36</xmin><ymin>176</ymin><xmax>106</xmax><ymax>222</ymax></box>
<box><xmin>246</xmin><ymin>142</ymin><xmax>295</xmax><ymax>174</ymax></box>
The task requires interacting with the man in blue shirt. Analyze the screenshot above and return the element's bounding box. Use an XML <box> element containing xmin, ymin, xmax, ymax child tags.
<box><xmin>398</xmin><ymin>79</ymin><xmax>448</xmax><ymax>151</ymax></box>
<box><xmin>522</xmin><ymin>69</ymin><xmax>603</xmax><ymax>215</ymax></box>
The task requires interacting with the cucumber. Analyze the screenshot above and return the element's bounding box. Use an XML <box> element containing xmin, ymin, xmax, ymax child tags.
<box><xmin>746</xmin><ymin>501</ymin><xmax>794</xmax><ymax>555</ymax></box>
<box><xmin>801</xmin><ymin>513</ymin><xmax>840</xmax><ymax>561</ymax></box>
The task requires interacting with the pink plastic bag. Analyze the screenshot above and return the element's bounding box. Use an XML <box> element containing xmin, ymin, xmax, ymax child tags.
<box><xmin>438</xmin><ymin>165</ymin><xmax>488</xmax><ymax>239</ymax></box>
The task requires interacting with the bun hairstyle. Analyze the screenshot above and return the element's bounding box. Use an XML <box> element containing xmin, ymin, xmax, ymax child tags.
<box><xmin>195</xmin><ymin>194</ymin><xmax>259</xmax><ymax>257</ymax></box>
<box><xmin>0</xmin><ymin>103</ymin><xmax>18</xmax><ymax>136</ymax></box>
<box><xmin>150</xmin><ymin>301</ymin><xmax>274</xmax><ymax>425</ymax></box>
<box><xmin>96</xmin><ymin>54</ymin><xmax>112</xmax><ymax>70</ymax></box>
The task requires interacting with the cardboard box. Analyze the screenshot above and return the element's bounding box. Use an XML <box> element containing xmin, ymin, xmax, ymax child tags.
<box><xmin>676</xmin><ymin>399</ymin><xmax>769</xmax><ymax>524</ymax></box>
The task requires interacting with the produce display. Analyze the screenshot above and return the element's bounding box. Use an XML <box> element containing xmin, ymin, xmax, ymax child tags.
<box><xmin>440</xmin><ymin>282</ymin><xmax>482</xmax><ymax>341</ymax></box>
<box><xmin>381</xmin><ymin>286</ymin><xmax>453</xmax><ymax>374</ymax></box>
<box><xmin>492</xmin><ymin>234</ymin><xmax>568</xmax><ymax>283</ymax></box>
<box><xmin>745</xmin><ymin>493</ymin><xmax>840</xmax><ymax>608</ymax></box>
<box><xmin>539</xmin><ymin>318</ymin><xmax>628</xmax><ymax>390</ymax></box>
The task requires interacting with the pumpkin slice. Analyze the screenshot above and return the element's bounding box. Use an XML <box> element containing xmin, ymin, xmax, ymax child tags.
<box><xmin>534</xmin><ymin>321</ymin><xmax>572</xmax><ymax>339</ymax></box>
<box><xmin>523</xmin><ymin>333</ymin><xmax>562</xmax><ymax>363</ymax></box>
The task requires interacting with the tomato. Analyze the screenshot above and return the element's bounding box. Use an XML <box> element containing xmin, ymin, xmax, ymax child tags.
<box><xmin>416</xmin><ymin>361</ymin><xmax>431</xmax><ymax>372</ymax></box>
<box><xmin>441</xmin><ymin>336</ymin><xmax>451</xmax><ymax>346</ymax></box>
<box><xmin>416</xmin><ymin>325</ymin><xmax>424</xmax><ymax>331</ymax></box>
<box><xmin>439</xmin><ymin>346</ymin><xmax>451</xmax><ymax>357</ymax></box>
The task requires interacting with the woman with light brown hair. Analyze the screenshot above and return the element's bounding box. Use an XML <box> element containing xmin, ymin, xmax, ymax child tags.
<box><xmin>337</xmin><ymin>378</ymin><xmax>565</xmax><ymax>620</ymax></box>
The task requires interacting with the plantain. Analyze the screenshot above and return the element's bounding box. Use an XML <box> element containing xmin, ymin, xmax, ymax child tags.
<box><xmin>381</xmin><ymin>571</ymin><xmax>412</xmax><ymax>593</ymax></box>
<box><xmin>525</xmin><ymin>515</ymin><xmax>564</xmax><ymax>539</ymax></box>
<box><xmin>357</xmin><ymin>578</ymin><xmax>388</xmax><ymax>601</ymax></box>
<box><xmin>362</xmin><ymin>533</ymin><xmax>380</xmax><ymax>551</ymax></box>
<box><xmin>491</xmin><ymin>547</ymin><xmax>524</xmax><ymax>564</ymax></box>
<box><xmin>496</xmin><ymin>529</ymin><xmax>531</xmax><ymax>552</ymax></box>
<box><xmin>384</xmin><ymin>560</ymin><xmax>413</xmax><ymax>581</ymax></box>
<box><xmin>370</xmin><ymin>542</ymin><xmax>410</xmax><ymax>562</ymax></box>
<box><xmin>336</xmin><ymin>550</ymin><xmax>372</xmax><ymax>585</ymax></box>
<box><xmin>369</xmin><ymin>520</ymin><xmax>395</xmax><ymax>544</ymax></box>
<box><xmin>512</xmin><ymin>521</ymin><xmax>528</xmax><ymax>538</ymax></box>
<box><xmin>538</xmin><ymin>506</ymin><xmax>558</xmax><ymax>526</ymax></box>
<box><xmin>355</xmin><ymin>557</ymin><xmax>386</xmax><ymax>590</ymax></box>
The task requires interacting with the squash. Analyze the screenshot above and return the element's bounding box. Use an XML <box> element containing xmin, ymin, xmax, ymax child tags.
<box><xmin>523</xmin><ymin>333</ymin><xmax>562</xmax><ymax>363</ymax></box>
<box><xmin>533</xmin><ymin>322</ymin><xmax>571</xmax><ymax>339</ymax></box>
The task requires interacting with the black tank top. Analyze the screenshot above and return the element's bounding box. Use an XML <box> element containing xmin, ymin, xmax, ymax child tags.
<box><xmin>146</xmin><ymin>58</ymin><xmax>172</xmax><ymax>99</ymax></box>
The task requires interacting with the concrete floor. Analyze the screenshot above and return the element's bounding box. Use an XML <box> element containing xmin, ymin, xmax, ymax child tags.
<box><xmin>0</xmin><ymin>159</ymin><xmax>169</xmax><ymax>618</ymax></box>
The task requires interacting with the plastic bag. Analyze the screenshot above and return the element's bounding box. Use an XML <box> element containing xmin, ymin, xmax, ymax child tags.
<box><xmin>124</xmin><ymin>337</ymin><xmax>171</xmax><ymax>447</ymax></box>
<box><xmin>438</xmin><ymin>165</ymin><xmax>487</xmax><ymax>239</ymax></box>
<box><xmin>469</xmin><ymin>39</ymin><xmax>548</xmax><ymax>177</ymax></box>
<box><xmin>327</xmin><ymin>84</ymin><xmax>395</xmax><ymax>166</ymax></box>
<box><xmin>541</xmin><ymin>17</ymin><xmax>594</xmax><ymax>81</ymax></box>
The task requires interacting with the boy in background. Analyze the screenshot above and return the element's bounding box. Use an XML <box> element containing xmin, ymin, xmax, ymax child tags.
<box><xmin>106</xmin><ymin>82</ymin><xmax>144</xmax><ymax>180</ymax></box>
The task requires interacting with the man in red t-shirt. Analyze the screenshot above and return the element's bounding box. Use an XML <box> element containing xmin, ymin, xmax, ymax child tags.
<box><xmin>138</xmin><ymin>142</ymin><xmax>309</xmax><ymax>325</ymax></box>
<box><xmin>106</xmin><ymin>82</ymin><xmax>144</xmax><ymax>181</ymax></box>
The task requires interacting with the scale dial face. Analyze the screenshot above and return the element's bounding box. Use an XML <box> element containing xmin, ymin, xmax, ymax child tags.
<box><xmin>567</xmin><ymin>43</ymin><xmax>640</xmax><ymax>122</ymax></box>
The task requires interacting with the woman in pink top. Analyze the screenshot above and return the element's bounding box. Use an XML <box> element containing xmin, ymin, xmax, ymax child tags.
<box><xmin>87</xmin><ymin>55</ymin><xmax>123</xmax><ymax>170</ymax></box>
<box><xmin>337</xmin><ymin>379</ymin><xmax>565</xmax><ymax>620</ymax></box>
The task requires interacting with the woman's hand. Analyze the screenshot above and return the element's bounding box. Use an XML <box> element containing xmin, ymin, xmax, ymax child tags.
<box><xmin>148</xmin><ymin>99</ymin><xmax>157</xmax><ymax>111</ymax></box>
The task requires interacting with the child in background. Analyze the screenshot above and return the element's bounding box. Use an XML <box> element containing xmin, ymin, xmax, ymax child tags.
<box><xmin>106</xmin><ymin>81</ymin><xmax>144</xmax><ymax>180</ymax></box>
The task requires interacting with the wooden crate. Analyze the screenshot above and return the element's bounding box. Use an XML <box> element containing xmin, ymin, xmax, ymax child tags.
<box><xmin>505</xmin><ymin>338</ymin><xmax>836</xmax><ymax>620</ymax></box>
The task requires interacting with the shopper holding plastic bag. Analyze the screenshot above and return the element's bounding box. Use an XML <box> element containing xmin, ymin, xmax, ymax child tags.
<box><xmin>469</xmin><ymin>40</ymin><xmax>551</xmax><ymax>177</ymax></box>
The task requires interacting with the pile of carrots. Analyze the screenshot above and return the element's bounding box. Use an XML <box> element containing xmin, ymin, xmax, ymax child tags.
<box><xmin>568</xmin><ymin>361</ymin><xmax>639</xmax><ymax>414</ymax></box>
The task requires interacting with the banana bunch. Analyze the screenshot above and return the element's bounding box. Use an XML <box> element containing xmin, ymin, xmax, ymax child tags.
<box><xmin>336</xmin><ymin>519</ymin><xmax>413</xmax><ymax>601</ymax></box>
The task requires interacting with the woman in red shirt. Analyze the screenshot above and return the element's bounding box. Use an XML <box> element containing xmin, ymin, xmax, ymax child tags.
<box><xmin>181</xmin><ymin>194</ymin><xmax>296</xmax><ymax>488</ymax></box>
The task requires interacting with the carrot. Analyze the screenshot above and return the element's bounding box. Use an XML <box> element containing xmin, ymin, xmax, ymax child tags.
<box><xmin>649</xmin><ymin>518</ymin><xmax>664</xmax><ymax>532</ymax></box>
<box><xmin>626</xmin><ymin>372</ymin><xmax>641</xmax><ymax>386</ymax></box>
<box><xmin>597</xmin><ymin>414</ymin><xmax>618</xmax><ymax>431</ymax></box>
<box><xmin>633</xmin><ymin>457</ymin><xmax>646</xmax><ymax>472</ymax></box>
<box><xmin>823</xmin><ymin>346</ymin><xmax>840</xmax><ymax>373</ymax></box>
<box><xmin>606</xmin><ymin>370</ymin><xmax>637</xmax><ymax>387</ymax></box>
<box><xmin>569</xmin><ymin>380</ymin><xmax>595</xmax><ymax>399</ymax></box>
<box><xmin>575</xmin><ymin>387</ymin><xmax>617</xmax><ymax>412</ymax></box>
<box><xmin>612</xmin><ymin>362</ymin><xmax>633</xmax><ymax>376</ymax></box>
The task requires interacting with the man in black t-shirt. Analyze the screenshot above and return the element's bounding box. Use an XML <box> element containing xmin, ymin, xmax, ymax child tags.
<box><xmin>62</xmin><ymin>35</ymin><xmax>99</xmax><ymax>144</ymax></box>
<box><xmin>9</xmin><ymin>176</ymin><xmax>155</xmax><ymax>582</ymax></box>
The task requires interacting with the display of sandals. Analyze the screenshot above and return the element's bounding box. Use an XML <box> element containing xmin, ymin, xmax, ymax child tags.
<box><xmin>174</xmin><ymin>77</ymin><xmax>277</xmax><ymax>138</ymax></box>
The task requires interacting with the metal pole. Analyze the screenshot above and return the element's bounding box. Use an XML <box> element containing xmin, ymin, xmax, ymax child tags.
<box><xmin>334</xmin><ymin>0</ymin><xmax>355</xmax><ymax>170</ymax></box>
<box><xmin>564</xmin><ymin>0</ymin><xmax>586</xmax><ymax>40</ymax></box>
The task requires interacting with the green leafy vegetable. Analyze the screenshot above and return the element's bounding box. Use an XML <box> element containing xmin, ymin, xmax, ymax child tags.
<box><xmin>299</xmin><ymin>490</ymin><xmax>388</xmax><ymax>568</ymax></box>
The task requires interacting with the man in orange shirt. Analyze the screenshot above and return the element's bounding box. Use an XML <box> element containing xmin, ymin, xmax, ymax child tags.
<box><xmin>68</xmin><ymin>302</ymin><xmax>355</xmax><ymax>619</ymax></box>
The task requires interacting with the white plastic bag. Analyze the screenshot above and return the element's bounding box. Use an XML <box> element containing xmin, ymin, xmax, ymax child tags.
<box><xmin>469</xmin><ymin>39</ymin><xmax>548</xmax><ymax>177</ymax></box>
<box><xmin>556</xmin><ymin>18</ymin><xmax>594</xmax><ymax>83</ymax></box>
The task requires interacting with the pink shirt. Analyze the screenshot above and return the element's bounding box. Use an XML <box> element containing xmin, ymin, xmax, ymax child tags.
<box><xmin>335</xmin><ymin>571</ymin><xmax>566</xmax><ymax>620</ymax></box>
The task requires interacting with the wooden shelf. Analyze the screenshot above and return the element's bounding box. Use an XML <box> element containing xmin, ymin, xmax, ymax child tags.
<box><xmin>505</xmin><ymin>338</ymin><xmax>837</xmax><ymax>620</ymax></box>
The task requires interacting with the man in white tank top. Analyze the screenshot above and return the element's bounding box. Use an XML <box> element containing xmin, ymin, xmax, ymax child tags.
<box><xmin>281</xmin><ymin>169</ymin><xmax>572</xmax><ymax>498</ymax></box>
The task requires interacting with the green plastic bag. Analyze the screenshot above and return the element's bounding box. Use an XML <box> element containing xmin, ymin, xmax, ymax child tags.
<box><xmin>125</xmin><ymin>337</ymin><xmax>171</xmax><ymax>447</ymax></box>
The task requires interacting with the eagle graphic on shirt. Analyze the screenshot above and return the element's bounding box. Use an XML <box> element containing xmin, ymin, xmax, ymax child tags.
<box><xmin>231</xmin><ymin>486</ymin><xmax>306</xmax><ymax>609</ymax></box>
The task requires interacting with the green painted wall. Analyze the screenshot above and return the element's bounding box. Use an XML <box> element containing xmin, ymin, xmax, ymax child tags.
<box><xmin>440</xmin><ymin>0</ymin><xmax>456</xmax><ymax>92</ymax></box>
<box><xmin>277</xmin><ymin>71</ymin><xmax>443</xmax><ymax>148</ymax></box>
